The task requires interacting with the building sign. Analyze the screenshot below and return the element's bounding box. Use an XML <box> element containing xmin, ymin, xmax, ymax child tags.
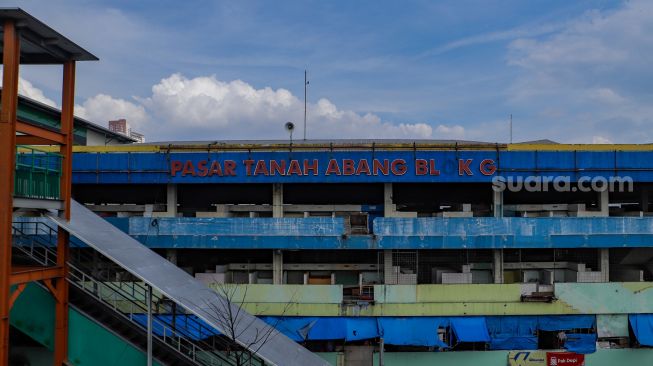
<box><xmin>546</xmin><ymin>352</ymin><xmax>584</xmax><ymax>366</ymax></box>
<box><xmin>166</xmin><ymin>151</ymin><xmax>498</xmax><ymax>183</ymax></box>
<box><xmin>508</xmin><ymin>351</ymin><xmax>585</xmax><ymax>366</ymax></box>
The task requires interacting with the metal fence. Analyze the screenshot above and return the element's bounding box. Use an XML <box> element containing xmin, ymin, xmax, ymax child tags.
<box><xmin>14</xmin><ymin>145</ymin><xmax>62</xmax><ymax>200</ymax></box>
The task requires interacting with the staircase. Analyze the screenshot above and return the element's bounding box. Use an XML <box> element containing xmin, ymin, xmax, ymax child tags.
<box><xmin>12</xmin><ymin>220</ymin><xmax>263</xmax><ymax>366</ymax></box>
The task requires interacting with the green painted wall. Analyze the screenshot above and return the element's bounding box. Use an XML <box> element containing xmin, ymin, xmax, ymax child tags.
<box><xmin>189</xmin><ymin>282</ymin><xmax>653</xmax><ymax>316</ymax></box>
<box><xmin>317</xmin><ymin>349</ymin><xmax>653</xmax><ymax>366</ymax></box>
<box><xmin>10</xmin><ymin>283</ymin><xmax>160</xmax><ymax>366</ymax></box>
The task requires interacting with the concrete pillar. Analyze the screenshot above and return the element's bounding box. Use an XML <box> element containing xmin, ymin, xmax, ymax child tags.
<box><xmin>493</xmin><ymin>249</ymin><xmax>504</xmax><ymax>284</ymax></box>
<box><xmin>598</xmin><ymin>189</ymin><xmax>609</xmax><ymax>216</ymax></box>
<box><xmin>600</xmin><ymin>248</ymin><xmax>609</xmax><ymax>282</ymax></box>
<box><xmin>166</xmin><ymin>184</ymin><xmax>178</xmax><ymax>217</ymax></box>
<box><xmin>272</xmin><ymin>183</ymin><xmax>283</xmax><ymax>218</ymax></box>
<box><xmin>641</xmin><ymin>189</ymin><xmax>649</xmax><ymax>212</ymax></box>
<box><xmin>384</xmin><ymin>183</ymin><xmax>396</xmax><ymax>217</ymax></box>
<box><xmin>493</xmin><ymin>190</ymin><xmax>503</xmax><ymax>218</ymax></box>
<box><xmin>166</xmin><ymin>249</ymin><xmax>178</xmax><ymax>265</ymax></box>
<box><xmin>273</xmin><ymin>249</ymin><xmax>283</xmax><ymax>285</ymax></box>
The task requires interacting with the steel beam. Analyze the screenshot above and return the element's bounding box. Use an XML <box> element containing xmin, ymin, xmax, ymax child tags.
<box><xmin>54</xmin><ymin>60</ymin><xmax>75</xmax><ymax>366</ymax></box>
<box><xmin>15</xmin><ymin>135</ymin><xmax>58</xmax><ymax>145</ymax></box>
<box><xmin>16</xmin><ymin>121</ymin><xmax>66</xmax><ymax>144</ymax></box>
<box><xmin>10</xmin><ymin>266</ymin><xmax>65</xmax><ymax>285</ymax></box>
<box><xmin>0</xmin><ymin>19</ymin><xmax>20</xmax><ymax>365</ymax></box>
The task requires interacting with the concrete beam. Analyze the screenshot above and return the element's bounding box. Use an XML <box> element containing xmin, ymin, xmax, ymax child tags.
<box><xmin>272</xmin><ymin>183</ymin><xmax>283</xmax><ymax>218</ymax></box>
<box><xmin>272</xmin><ymin>250</ymin><xmax>283</xmax><ymax>285</ymax></box>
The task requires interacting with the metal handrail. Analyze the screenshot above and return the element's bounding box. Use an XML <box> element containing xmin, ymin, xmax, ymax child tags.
<box><xmin>12</xmin><ymin>221</ymin><xmax>264</xmax><ymax>366</ymax></box>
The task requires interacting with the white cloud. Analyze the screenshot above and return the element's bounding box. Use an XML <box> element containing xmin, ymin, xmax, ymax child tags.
<box><xmin>75</xmin><ymin>94</ymin><xmax>148</xmax><ymax>129</ymax></box>
<box><xmin>8</xmin><ymin>71</ymin><xmax>457</xmax><ymax>141</ymax></box>
<box><xmin>133</xmin><ymin>73</ymin><xmax>440</xmax><ymax>141</ymax></box>
<box><xmin>0</xmin><ymin>71</ymin><xmax>57</xmax><ymax>107</ymax></box>
<box><xmin>592</xmin><ymin>135</ymin><xmax>612</xmax><ymax>144</ymax></box>
<box><xmin>505</xmin><ymin>0</ymin><xmax>653</xmax><ymax>143</ymax></box>
<box><xmin>18</xmin><ymin>78</ymin><xmax>58</xmax><ymax>108</ymax></box>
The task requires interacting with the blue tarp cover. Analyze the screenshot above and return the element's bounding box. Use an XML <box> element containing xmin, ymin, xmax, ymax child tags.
<box><xmin>377</xmin><ymin>317</ymin><xmax>448</xmax><ymax>348</ymax></box>
<box><xmin>489</xmin><ymin>336</ymin><xmax>538</xmax><ymax>350</ymax></box>
<box><xmin>450</xmin><ymin>317</ymin><xmax>491</xmax><ymax>342</ymax></box>
<box><xmin>308</xmin><ymin>317</ymin><xmax>347</xmax><ymax>340</ymax></box>
<box><xmin>261</xmin><ymin>317</ymin><xmax>318</xmax><ymax>342</ymax></box>
<box><xmin>345</xmin><ymin>317</ymin><xmax>379</xmax><ymax>341</ymax></box>
<box><xmin>629</xmin><ymin>314</ymin><xmax>653</xmax><ymax>347</ymax></box>
<box><xmin>538</xmin><ymin>315</ymin><xmax>595</xmax><ymax>331</ymax></box>
<box><xmin>564</xmin><ymin>333</ymin><xmax>597</xmax><ymax>354</ymax></box>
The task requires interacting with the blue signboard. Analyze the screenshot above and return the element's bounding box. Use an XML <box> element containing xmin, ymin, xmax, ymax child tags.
<box><xmin>72</xmin><ymin>150</ymin><xmax>653</xmax><ymax>184</ymax></box>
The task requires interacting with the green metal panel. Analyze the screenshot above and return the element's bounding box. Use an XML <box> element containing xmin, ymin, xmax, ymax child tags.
<box><xmin>17</xmin><ymin>103</ymin><xmax>87</xmax><ymax>140</ymax></box>
<box><xmin>67</xmin><ymin>310</ymin><xmax>161</xmax><ymax>366</ymax></box>
<box><xmin>10</xmin><ymin>284</ymin><xmax>160</xmax><ymax>366</ymax></box>
<box><xmin>14</xmin><ymin>146</ymin><xmax>62</xmax><ymax>200</ymax></box>
<box><xmin>10</xmin><ymin>283</ymin><xmax>56</xmax><ymax>349</ymax></box>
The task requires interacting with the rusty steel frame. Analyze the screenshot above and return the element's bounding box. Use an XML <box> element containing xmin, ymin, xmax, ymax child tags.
<box><xmin>0</xmin><ymin>18</ymin><xmax>77</xmax><ymax>365</ymax></box>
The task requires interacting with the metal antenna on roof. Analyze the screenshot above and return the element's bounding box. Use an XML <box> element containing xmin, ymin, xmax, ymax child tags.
<box><xmin>509</xmin><ymin>114</ymin><xmax>513</xmax><ymax>144</ymax></box>
<box><xmin>304</xmin><ymin>70</ymin><xmax>309</xmax><ymax>140</ymax></box>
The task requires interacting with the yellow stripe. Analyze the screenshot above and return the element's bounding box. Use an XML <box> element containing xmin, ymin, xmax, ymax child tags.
<box><xmin>508</xmin><ymin>144</ymin><xmax>653</xmax><ymax>151</ymax></box>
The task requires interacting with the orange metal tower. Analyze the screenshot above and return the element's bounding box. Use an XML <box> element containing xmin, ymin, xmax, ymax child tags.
<box><xmin>0</xmin><ymin>9</ymin><xmax>97</xmax><ymax>365</ymax></box>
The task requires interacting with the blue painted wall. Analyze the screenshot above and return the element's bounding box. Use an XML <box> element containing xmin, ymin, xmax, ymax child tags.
<box><xmin>71</xmin><ymin>150</ymin><xmax>653</xmax><ymax>184</ymax></box>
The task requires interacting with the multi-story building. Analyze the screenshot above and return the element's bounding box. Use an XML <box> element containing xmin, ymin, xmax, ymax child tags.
<box><xmin>21</xmin><ymin>139</ymin><xmax>649</xmax><ymax>366</ymax></box>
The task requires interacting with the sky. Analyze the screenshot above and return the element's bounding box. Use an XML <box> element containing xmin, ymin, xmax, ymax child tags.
<box><xmin>7</xmin><ymin>0</ymin><xmax>653</xmax><ymax>143</ymax></box>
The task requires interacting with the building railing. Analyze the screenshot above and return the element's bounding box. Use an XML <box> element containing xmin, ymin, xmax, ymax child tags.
<box><xmin>14</xmin><ymin>145</ymin><xmax>62</xmax><ymax>200</ymax></box>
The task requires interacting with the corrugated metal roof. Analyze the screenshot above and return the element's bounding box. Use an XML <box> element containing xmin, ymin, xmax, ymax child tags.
<box><xmin>0</xmin><ymin>8</ymin><xmax>98</xmax><ymax>64</ymax></box>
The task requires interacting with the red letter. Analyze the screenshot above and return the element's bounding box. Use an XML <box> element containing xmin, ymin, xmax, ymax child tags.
<box><xmin>182</xmin><ymin>161</ymin><xmax>196</xmax><ymax>176</ymax></box>
<box><xmin>270</xmin><ymin>160</ymin><xmax>286</xmax><ymax>175</ymax></box>
<box><xmin>224</xmin><ymin>160</ymin><xmax>237</xmax><ymax>176</ymax></box>
<box><xmin>356</xmin><ymin>159</ymin><xmax>371</xmax><ymax>175</ymax></box>
<box><xmin>254</xmin><ymin>160</ymin><xmax>269</xmax><ymax>176</ymax></box>
<box><xmin>209</xmin><ymin>161</ymin><xmax>222</xmax><ymax>176</ymax></box>
<box><xmin>304</xmin><ymin>159</ymin><xmax>319</xmax><ymax>176</ymax></box>
<box><xmin>170</xmin><ymin>161</ymin><xmax>183</xmax><ymax>176</ymax></box>
<box><xmin>288</xmin><ymin>160</ymin><xmax>302</xmax><ymax>175</ymax></box>
<box><xmin>391</xmin><ymin>159</ymin><xmax>407</xmax><ymax>175</ymax></box>
<box><xmin>373</xmin><ymin>159</ymin><xmax>389</xmax><ymax>175</ymax></box>
<box><xmin>325</xmin><ymin>159</ymin><xmax>341</xmax><ymax>175</ymax></box>
<box><xmin>415</xmin><ymin>159</ymin><xmax>428</xmax><ymax>175</ymax></box>
<box><xmin>458</xmin><ymin>159</ymin><xmax>473</xmax><ymax>176</ymax></box>
<box><xmin>197</xmin><ymin>160</ymin><xmax>208</xmax><ymax>177</ymax></box>
<box><xmin>480</xmin><ymin>159</ymin><xmax>496</xmax><ymax>176</ymax></box>
<box><xmin>342</xmin><ymin>159</ymin><xmax>355</xmax><ymax>175</ymax></box>
<box><xmin>429</xmin><ymin>159</ymin><xmax>440</xmax><ymax>176</ymax></box>
<box><xmin>243</xmin><ymin>160</ymin><xmax>255</xmax><ymax>176</ymax></box>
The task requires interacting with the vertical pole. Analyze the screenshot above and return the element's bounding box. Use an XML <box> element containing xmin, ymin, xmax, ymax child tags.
<box><xmin>54</xmin><ymin>60</ymin><xmax>75</xmax><ymax>366</ymax></box>
<box><xmin>303</xmin><ymin>70</ymin><xmax>307</xmax><ymax>140</ymax></box>
<box><xmin>379</xmin><ymin>338</ymin><xmax>384</xmax><ymax>366</ymax></box>
<box><xmin>0</xmin><ymin>19</ymin><xmax>20</xmax><ymax>366</ymax></box>
<box><xmin>147</xmin><ymin>284</ymin><xmax>153</xmax><ymax>366</ymax></box>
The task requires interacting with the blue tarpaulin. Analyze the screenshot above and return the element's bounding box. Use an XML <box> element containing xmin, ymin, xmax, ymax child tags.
<box><xmin>377</xmin><ymin>317</ymin><xmax>448</xmax><ymax>348</ymax></box>
<box><xmin>629</xmin><ymin>314</ymin><xmax>653</xmax><ymax>346</ymax></box>
<box><xmin>308</xmin><ymin>317</ymin><xmax>347</xmax><ymax>340</ymax></box>
<box><xmin>538</xmin><ymin>315</ymin><xmax>595</xmax><ymax>331</ymax></box>
<box><xmin>450</xmin><ymin>317</ymin><xmax>491</xmax><ymax>342</ymax></box>
<box><xmin>487</xmin><ymin>316</ymin><xmax>538</xmax><ymax>350</ymax></box>
<box><xmin>564</xmin><ymin>333</ymin><xmax>597</xmax><ymax>354</ymax></box>
<box><xmin>490</xmin><ymin>336</ymin><xmax>538</xmax><ymax>350</ymax></box>
<box><xmin>345</xmin><ymin>317</ymin><xmax>379</xmax><ymax>341</ymax></box>
<box><xmin>260</xmin><ymin>317</ymin><xmax>318</xmax><ymax>342</ymax></box>
<box><xmin>131</xmin><ymin>314</ymin><xmax>219</xmax><ymax>340</ymax></box>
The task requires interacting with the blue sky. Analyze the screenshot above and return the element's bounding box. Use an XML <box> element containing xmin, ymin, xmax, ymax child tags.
<box><xmin>11</xmin><ymin>0</ymin><xmax>651</xmax><ymax>143</ymax></box>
